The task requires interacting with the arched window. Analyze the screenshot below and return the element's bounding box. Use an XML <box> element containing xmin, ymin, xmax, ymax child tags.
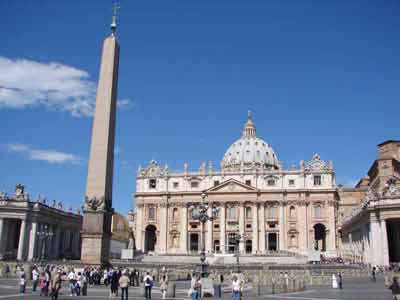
<box><xmin>289</xmin><ymin>206</ymin><xmax>296</xmax><ymax>220</ymax></box>
<box><xmin>172</xmin><ymin>207</ymin><xmax>178</xmax><ymax>221</ymax></box>
<box><xmin>245</xmin><ymin>207</ymin><xmax>252</xmax><ymax>219</ymax></box>
<box><xmin>227</xmin><ymin>207</ymin><xmax>237</xmax><ymax>219</ymax></box>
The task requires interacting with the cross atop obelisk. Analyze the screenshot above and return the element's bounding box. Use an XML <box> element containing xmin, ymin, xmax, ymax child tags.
<box><xmin>81</xmin><ymin>3</ymin><xmax>121</xmax><ymax>265</ymax></box>
<box><xmin>110</xmin><ymin>1</ymin><xmax>120</xmax><ymax>36</ymax></box>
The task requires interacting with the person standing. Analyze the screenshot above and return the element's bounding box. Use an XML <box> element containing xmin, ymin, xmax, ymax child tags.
<box><xmin>191</xmin><ymin>275</ymin><xmax>201</xmax><ymax>300</ymax></box>
<box><xmin>143</xmin><ymin>272</ymin><xmax>153</xmax><ymax>300</ymax></box>
<box><xmin>338</xmin><ymin>272</ymin><xmax>343</xmax><ymax>290</ymax></box>
<box><xmin>160</xmin><ymin>275</ymin><xmax>168</xmax><ymax>300</ymax></box>
<box><xmin>332</xmin><ymin>274</ymin><xmax>338</xmax><ymax>289</ymax></box>
<box><xmin>76</xmin><ymin>272</ymin><xmax>83</xmax><ymax>296</ymax></box>
<box><xmin>51</xmin><ymin>270</ymin><xmax>62</xmax><ymax>300</ymax></box>
<box><xmin>68</xmin><ymin>269</ymin><xmax>77</xmax><ymax>296</ymax></box>
<box><xmin>389</xmin><ymin>277</ymin><xmax>400</xmax><ymax>300</ymax></box>
<box><xmin>19</xmin><ymin>271</ymin><xmax>26</xmax><ymax>294</ymax></box>
<box><xmin>119</xmin><ymin>271</ymin><xmax>130</xmax><ymax>300</ymax></box>
<box><xmin>372</xmin><ymin>266</ymin><xmax>377</xmax><ymax>282</ymax></box>
<box><xmin>110</xmin><ymin>270</ymin><xmax>119</xmax><ymax>300</ymax></box>
<box><xmin>32</xmin><ymin>267</ymin><xmax>39</xmax><ymax>292</ymax></box>
<box><xmin>231</xmin><ymin>276</ymin><xmax>241</xmax><ymax>300</ymax></box>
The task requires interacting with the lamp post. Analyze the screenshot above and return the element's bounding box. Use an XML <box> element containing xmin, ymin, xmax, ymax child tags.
<box><xmin>228</xmin><ymin>226</ymin><xmax>246</xmax><ymax>273</ymax></box>
<box><xmin>189</xmin><ymin>192</ymin><xmax>219</xmax><ymax>277</ymax></box>
<box><xmin>37</xmin><ymin>224</ymin><xmax>54</xmax><ymax>261</ymax></box>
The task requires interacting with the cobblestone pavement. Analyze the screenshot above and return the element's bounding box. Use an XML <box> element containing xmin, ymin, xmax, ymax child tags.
<box><xmin>0</xmin><ymin>277</ymin><xmax>394</xmax><ymax>300</ymax></box>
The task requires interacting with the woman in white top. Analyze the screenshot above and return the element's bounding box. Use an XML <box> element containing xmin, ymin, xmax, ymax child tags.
<box><xmin>231</xmin><ymin>276</ymin><xmax>241</xmax><ymax>300</ymax></box>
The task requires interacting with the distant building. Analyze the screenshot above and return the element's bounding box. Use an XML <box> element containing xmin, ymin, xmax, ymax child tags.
<box><xmin>340</xmin><ymin>141</ymin><xmax>400</xmax><ymax>266</ymax></box>
<box><xmin>134</xmin><ymin>114</ymin><xmax>339</xmax><ymax>256</ymax></box>
<box><xmin>110</xmin><ymin>212</ymin><xmax>130</xmax><ymax>259</ymax></box>
<box><xmin>0</xmin><ymin>184</ymin><xmax>82</xmax><ymax>261</ymax></box>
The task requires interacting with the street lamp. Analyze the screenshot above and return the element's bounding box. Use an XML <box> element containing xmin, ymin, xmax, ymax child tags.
<box><xmin>37</xmin><ymin>224</ymin><xmax>54</xmax><ymax>261</ymax></box>
<box><xmin>189</xmin><ymin>192</ymin><xmax>219</xmax><ymax>277</ymax></box>
<box><xmin>228</xmin><ymin>226</ymin><xmax>246</xmax><ymax>273</ymax></box>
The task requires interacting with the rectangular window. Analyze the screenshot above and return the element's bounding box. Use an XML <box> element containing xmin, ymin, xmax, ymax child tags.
<box><xmin>214</xmin><ymin>181</ymin><xmax>220</xmax><ymax>187</ymax></box>
<box><xmin>289</xmin><ymin>179</ymin><xmax>295</xmax><ymax>186</ymax></box>
<box><xmin>149</xmin><ymin>179</ymin><xmax>157</xmax><ymax>189</ymax></box>
<box><xmin>148</xmin><ymin>207</ymin><xmax>155</xmax><ymax>220</ymax></box>
<box><xmin>314</xmin><ymin>205</ymin><xmax>322</xmax><ymax>218</ymax></box>
<box><xmin>214</xmin><ymin>224</ymin><xmax>220</xmax><ymax>229</ymax></box>
<box><xmin>246</xmin><ymin>224</ymin><xmax>252</xmax><ymax>229</ymax></box>
<box><xmin>227</xmin><ymin>207</ymin><xmax>237</xmax><ymax>220</ymax></box>
<box><xmin>314</xmin><ymin>175</ymin><xmax>322</xmax><ymax>186</ymax></box>
<box><xmin>245</xmin><ymin>180</ymin><xmax>251</xmax><ymax>186</ymax></box>
<box><xmin>245</xmin><ymin>207</ymin><xmax>252</xmax><ymax>218</ymax></box>
<box><xmin>191</xmin><ymin>181</ymin><xmax>199</xmax><ymax>188</ymax></box>
<box><xmin>268</xmin><ymin>206</ymin><xmax>278</xmax><ymax>219</ymax></box>
<box><xmin>267</xmin><ymin>179</ymin><xmax>275</xmax><ymax>186</ymax></box>
<box><xmin>173</xmin><ymin>182</ymin><xmax>179</xmax><ymax>189</ymax></box>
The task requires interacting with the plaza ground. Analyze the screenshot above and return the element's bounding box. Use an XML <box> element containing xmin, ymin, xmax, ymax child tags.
<box><xmin>0</xmin><ymin>277</ymin><xmax>394</xmax><ymax>300</ymax></box>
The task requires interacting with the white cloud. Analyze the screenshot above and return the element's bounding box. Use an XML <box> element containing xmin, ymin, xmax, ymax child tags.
<box><xmin>117</xmin><ymin>98</ymin><xmax>134</xmax><ymax>110</ymax></box>
<box><xmin>337</xmin><ymin>176</ymin><xmax>359</xmax><ymax>187</ymax></box>
<box><xmin>0</xmin><ymin>56</ymin><xmax>96</xmax><ymax>117</ymax></box>
<box><xmin>6</xmin><ymin>143</ymin><xmax>83</xmax><ymax>164</ymax></box>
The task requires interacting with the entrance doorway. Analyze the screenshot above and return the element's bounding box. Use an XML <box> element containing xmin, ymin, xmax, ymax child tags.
<box><xmin>387</xmin><ymin>219</ymin><xmax>400</xmax><ymax>263</ymax></box>
<box><xmin>245</xmin><ymin>240</ymin><xmax>252</xmax><ymax>253</ymax></box>
<box><xmin>189</xmin><ymin>233</ymin><xmax>199</xmax><ymax>252</ymax></box>
<box><xmin>144</xmin><ymin>225</ymin><xmax>157</xmax><ymax>253</ymax></box>
<box><xmin>267</xmin><ymin>233</ymin><xmax>278</xmax><ymax>251</ymax></box>
<box><xmin>227</xmin><ymin>234</ymin><xmax>237</xmax><ymax>253</ymax></box>
<box><xmin>314</xmin><ymin>223</ymin><xmax>326</xmax><ymax>251</ymax></box>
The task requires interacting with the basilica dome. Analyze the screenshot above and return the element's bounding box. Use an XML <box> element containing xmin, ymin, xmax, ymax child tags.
<box><xmin>221</xmin><ymin>113</ymin><xmax>279</xmax><ymax>171</ymax></box>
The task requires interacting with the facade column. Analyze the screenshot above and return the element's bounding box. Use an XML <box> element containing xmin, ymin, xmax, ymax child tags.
<box><xmin>135</xmin><ymin>205</ymin><xmax>143</xmax><ymax>251</ymax></box>
<box><xmin>17</xmin><ymin>220</ymin><xmax>27</xmax><ymax>260</ymax></box>
<box><xmin>252</xmin><ymin>204</ymin><xmax>259</xmax><ymax>254</ymax></box>
<box><xmin>206</xmin><ymin>206</ymin><xmax>213</xmax><ymax>253</ymax></box>
<box><xmin>180</xmin><ymin>205</ymin><xmax>188</xmax><ymax>254</ymax></box>
<box><xmin>279</xmin><ymin>203</ymin><xmax>285</xmax><ymax>250</ymax></box>
<box><xmin>159</xmin><ymin>205</ymin><xmax>168</xmax><ymax>254</ymax></box>
<box><xmin>259</xmin><ymin>203</ymin><xmax>266</xmax><ymax>253</ymax></box>
<box><xmin>239</xmin><ymin>203</ymin><xmax>245</xmax><ymax>253</ymax></box>
<box><xmin>28</xmin><ymin>222</ymin><xmax>37</xmax><ymax>261</ymax></box>
<box><xmin>220</xmin><ymin>203</ymin><xmax>226</xmax><ymax>254</ymax></box>
<box><xmin>54</xmin><ymin>226</ymin><xmax>61</xmax><ymax>260</ymax></box>
<box><xmin>381</xmin><ymin>219</ymin><xmax>390</xmax><ymax>266</ymax></box>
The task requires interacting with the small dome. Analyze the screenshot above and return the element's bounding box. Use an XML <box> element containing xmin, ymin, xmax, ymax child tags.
<box><xmin>221</xmin><ymin>112</ymin><xmax>279</xmax><ymax>171</ymax></box>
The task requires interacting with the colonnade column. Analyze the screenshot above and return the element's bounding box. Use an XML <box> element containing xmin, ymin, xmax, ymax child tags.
<box><xmin>220</xmin><ymin>203</ymin><xmax>226</xmax><ymax>254</ymax></box>
<box><xmin>252</xmin><ymin>204</ymin><xmax>259</xmax><ymax>254</ymax></box>
<box><xmin>381</xmin><ymin>219</ymin><xmax>390</xmax><ymax>266</ymax></box>
<box><xmin>370</xmin><ymin>218</ymin><xmax>381</xmax><ymax>266</ymax></box>
<box><xmin>28</xmin><ymin>222</ymin><xmax>37</xmax><ymax>261</ymax></box>
<box><xmin>180</xmin><ymin>204</ymin><xmax>188</xmax><ymax>254</ymax></box>
<box><xmin>239</xmin><ymin>203</ymin><xmax>245</xmax><ymax>253</ymax></box>
<box><xmin>135</xmin><ymin>205</ymin><xmax>143</xmax><ymax>251</ymax></box>
<box><xmin>206</xmin><ymin>205</ymin><xmax>213</xmax><ymax>253</ymax></box>
<box><xmin>54</xmin><ymin>226</ymin><xmax>61</xmax><ymax>260</ymax></box>
<box><xmin>259</xmin><ymin>203</ymin><xmax>266</xmax><ymax>253</ymax></box>
<box><xmin>17</xmin><ymin>219</ymin><xmax>27</xmax><ymax>260</ymax></box>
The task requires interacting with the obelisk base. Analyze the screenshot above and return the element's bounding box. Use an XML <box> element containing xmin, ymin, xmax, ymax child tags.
<box><xmin>81</xmin><ymin>211</ymin><xmax>113</xmax><ymax>265</ymax></box>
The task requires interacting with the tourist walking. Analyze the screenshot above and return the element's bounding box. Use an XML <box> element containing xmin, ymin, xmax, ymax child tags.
<box><xmin>19</xmin><ymin>271</ymin><xmax>26</xmax><ymax>294</ymax></box>
<box><xmin>338</xmin><ymin>272</ymin><xmax>343</xmax><ymax>290</ymax></box>
<box><xmin>160</xmin><ymin>275</ymin><xmax>168</xmax><ymax>299</ymax></box>
<box><xmin>51</xmin><ymin>270</ymin><xmax>62</xmax><ymax>300</ymax></box>
<box><xmin>389</xmin><ymin>276</ymin><xmax>400</xmax><ymax>300</ymax></box>
<box><xmin>119</xmin><ymin>270</ymin><xmax>130</xmax><ymax>300</ymax></box>
<box><xmin>32</xmin><ymin>266</ymin><xmax>39</xmax><ymax>292</ymax></box>
<box><xmin>191</xmin><ymin>275</ymin><xmax>202</xmax><ymax>300</ymax></box>
<box><xmin>4</xmin><ymin>264</ymin><xmax>10</xmax><ymax>278</ymax></box>
<box><xmin>143</xmin><ymin>272</ymin><xmax>153</xmax><ymax>300</ymax></box>
<box><xmin>68</xmin><ymin>269</ymin><xmax>77</xmax><ymax>296</ymax></box>
<box><xmin>110</xmin><ymin>270</ymin><xmax>119</xmax><ymax>300</ymax></box>
<box><xmin>372</xmin><ymin>266</ymin><xmax>377</xmax><ymax>282</ymax></box>
<box><xmin>82</xmin><ymin>271</ymin><xmax>88</xmax><ymax>296</ymax></box>
<box><xmin>76</xmin><ymin>272</ymin><xmax>83</xmax><ymax>296</ymax></box>
<box><xmin>231</xmin><ymin>276</ymin><xmax>241</xmax><ymax>300</ymax></box>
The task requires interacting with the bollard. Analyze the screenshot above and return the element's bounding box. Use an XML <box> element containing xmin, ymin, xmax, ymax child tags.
<box><xmin>167</xmin><ymin>282</ymin><xmax>176</xmax><ymax>298</ymax></box>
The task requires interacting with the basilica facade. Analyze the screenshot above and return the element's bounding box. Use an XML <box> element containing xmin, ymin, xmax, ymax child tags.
<box><xmin>134</xmin><ymin>115</ymin><xmax>339</xmax><ymax>256</ymax></box>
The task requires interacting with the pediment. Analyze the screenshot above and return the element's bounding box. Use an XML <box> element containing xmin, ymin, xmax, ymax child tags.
<box><xmin>205</xmin><ymin>179</ymin><xmax>257</xmax><ymax>193</ymax></box>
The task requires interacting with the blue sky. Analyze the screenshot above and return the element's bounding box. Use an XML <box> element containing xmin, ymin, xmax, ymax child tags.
<box><xmin>1</xmin><ymin>0</ymin><xmax>399</xmax><ymax>214</ymax></box>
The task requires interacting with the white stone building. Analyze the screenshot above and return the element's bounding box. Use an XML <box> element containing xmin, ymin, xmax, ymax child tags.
<box><xmin>134</xmin><ymin>114</ymin><xmax>338</xmax><ymax>256</ymax></box>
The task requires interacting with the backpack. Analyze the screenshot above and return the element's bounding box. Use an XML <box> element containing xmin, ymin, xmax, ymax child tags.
<box><xmin>146</xmin><ymin>277</ymin><xmax>150</xmax><ymax>284</ymax></box>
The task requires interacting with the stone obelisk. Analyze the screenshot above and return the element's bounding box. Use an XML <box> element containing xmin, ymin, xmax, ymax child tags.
<box><xmin>81</xmin><ymin>6</ymin><xmax>120</xmax><ymax>265</ymax></box>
